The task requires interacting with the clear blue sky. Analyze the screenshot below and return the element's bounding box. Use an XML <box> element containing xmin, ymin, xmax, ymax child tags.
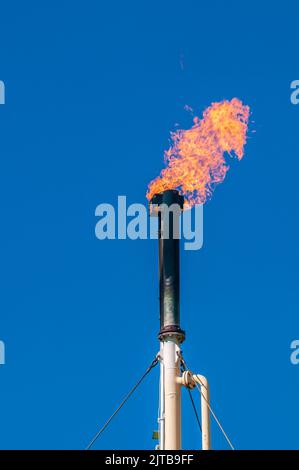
<box><xmin>0</xmin><ymin>1</ymin><xmax>298</xmax><ymax>450</ymax></box>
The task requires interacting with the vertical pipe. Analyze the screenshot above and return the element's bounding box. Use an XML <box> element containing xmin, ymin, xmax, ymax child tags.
<box><xmin>158</xmin><ymin>207</ymin><xmax>180</xmax><ymax>333</ymax></box>
<box><xmin>151</xmin><ymin>189</ymin><xmax>185</xmax><ymax>339</ymax></box>
<box><xmin>194</xmin><ymin>375</ymin><xmax>211</xmax><ymax>450</ymax></box>
<box><xmin>151</xmin><ymin>189</ymin><xmax>185</xmax><ymax>451</ymax></box>
<box><xmin>200</xmin><ymin>377</ymin><xmax>211</xmax><ymax>450</ymax></box>
<box><xmin>163</xmin><ymin>338</ymin><xmax>181</xmax><ymax>450</ymax></box>
<box><xmin>158</xmin><ymin>342</ymin><xmax>165</xmax><ymax>450</ymax></box>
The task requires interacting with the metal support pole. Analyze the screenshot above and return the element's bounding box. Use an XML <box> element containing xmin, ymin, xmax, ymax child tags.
<box><xmin>193</xmin><ymin>375</ymin><xmax>211</xmax><ymax>450</ymax></box>
<box><xmin>158</xmin><ymin>342</ymin><xmax>165</xmax><ymax>450</ymax></box>
<box><xmin>163</xmin><ymin>338</ymin><xmax>182</xmax><ymax>450</ymax></box>
<box><xmin>150</xmin><ymin>190</ymin><xmax>185</xmax><ymax>451</ymax></box>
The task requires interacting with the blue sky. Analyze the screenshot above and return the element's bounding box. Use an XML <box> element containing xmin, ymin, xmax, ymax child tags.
<box><xmin>0</xmin><ymin>1</ymin><xmax>299</xmax><ymax>449</ymax></box>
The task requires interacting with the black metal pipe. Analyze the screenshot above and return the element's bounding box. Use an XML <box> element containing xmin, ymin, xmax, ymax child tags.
<box><xmin>150</xmin><ymin>190</ymin><xmax>185</xmax><ymax>343</ymax></box>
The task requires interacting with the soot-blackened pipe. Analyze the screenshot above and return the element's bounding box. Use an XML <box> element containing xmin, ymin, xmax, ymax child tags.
<box><xmin>150</xmin><ymin>189</ymin><xmax>185</xmax><ymax>343</ymax></box>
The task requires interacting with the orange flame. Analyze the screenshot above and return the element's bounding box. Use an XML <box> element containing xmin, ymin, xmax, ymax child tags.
<box><xmin>147</xmin><ymin>98</ymin><xmax>250</xmax><ymax>207</ymax></box>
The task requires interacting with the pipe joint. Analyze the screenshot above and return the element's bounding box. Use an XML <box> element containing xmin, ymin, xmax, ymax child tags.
<box><xmin>177</xmin><ymin>370</ymin><xmax>196</xmax><ymax>389</ymax></box>
<box><xmin>158</xmin><ymin>326</ymin><xmax>185</xmax><ymax>344</ymax></box>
